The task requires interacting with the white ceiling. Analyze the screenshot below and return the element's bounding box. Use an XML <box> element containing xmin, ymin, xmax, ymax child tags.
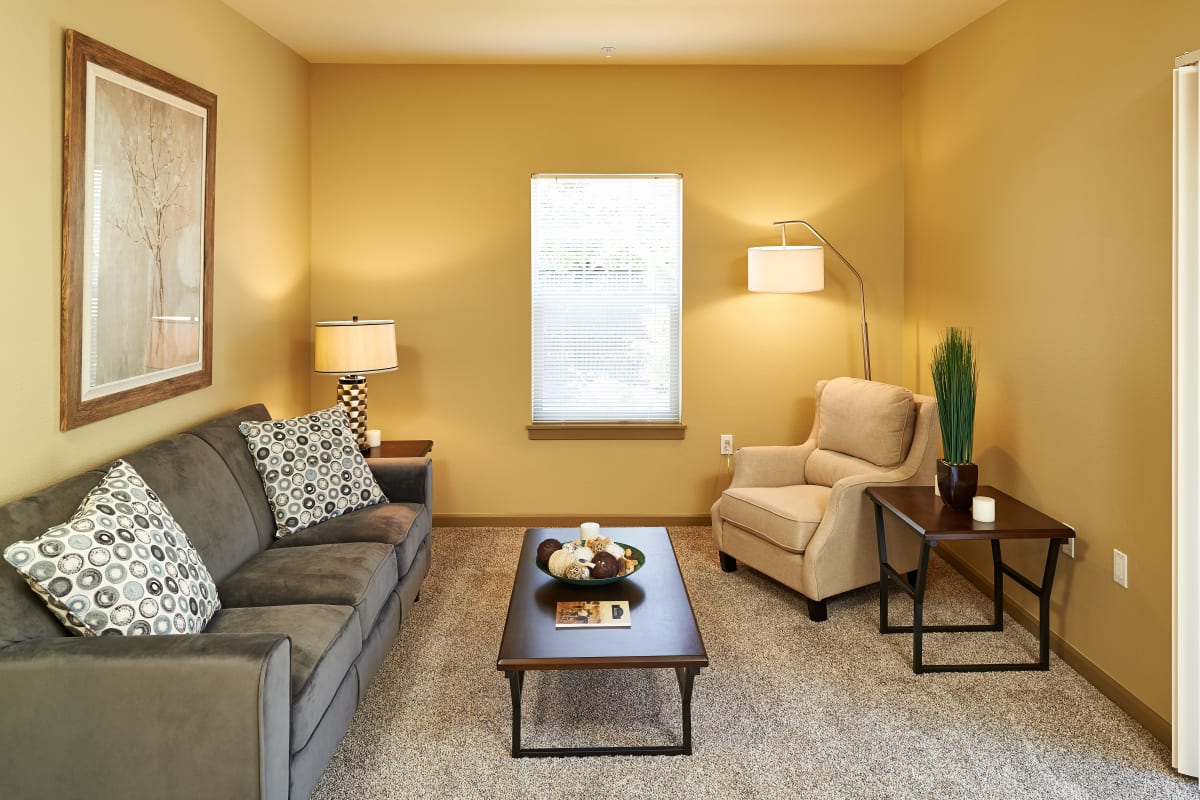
<box><xmin>221</xmin><ymin>0</ymin><xmax>1008</xmax><ymax>65</ymax></box>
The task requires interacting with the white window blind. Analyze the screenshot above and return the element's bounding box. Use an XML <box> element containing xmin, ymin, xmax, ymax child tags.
<box><xmin>531</xmin><ymin>173</ymin><xmax>682</xmax><ymax>423</ymax></box>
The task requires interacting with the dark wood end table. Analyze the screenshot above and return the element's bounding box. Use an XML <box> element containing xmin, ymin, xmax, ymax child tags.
<box><xmin>496</xmin><ymin>527</ymin><xmax>708</xmax><ymax>757</ymax></box>
<box><xmin>866</xmin><ymin>485</ymin><xmax>1074</xmax><ymax>674</ymax></box>
<box><xmin>363</xmin><ymin>440</ymin><xmax>433</xmax><ymax>459</ymax></box>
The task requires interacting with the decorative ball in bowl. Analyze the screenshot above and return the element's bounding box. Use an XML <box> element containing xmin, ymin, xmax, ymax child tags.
<box><xmin>535</xmin><ymin>535</ymin><xmax>645</xmax><ymax>586</ymax></box>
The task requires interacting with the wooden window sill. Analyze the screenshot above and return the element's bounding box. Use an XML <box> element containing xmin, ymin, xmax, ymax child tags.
<box><xmin>527</xmin><ymin>423</ymin><xmax>687</xmax><ymax>440</ymax></box>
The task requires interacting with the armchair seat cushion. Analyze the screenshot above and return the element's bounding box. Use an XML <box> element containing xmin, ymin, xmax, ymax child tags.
<box><xmin>217</xmin><ymin>542</ymin><xmax>397</xmax><ymax>640</ymax></box>
<box><xmin>719</xmin><ymin>485</ymin><xmax>831</xmax><ymax>554</ymax></box>
<box><xmin>204</xmin><ymin>604</ymin><xmax>359</xmax><ymax>754</ymax></box>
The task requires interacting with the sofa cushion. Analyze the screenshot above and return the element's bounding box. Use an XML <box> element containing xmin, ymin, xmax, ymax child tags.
<box><xmin>0</xmin><ymin>471</ymin><xmax>108</xmax><ymax>646</ymax></box>
<box><xmin>238</xmin><ymin>406</ymin><xmax>387</xmax><ymax>538</ymax></box>
<box><xmin>186</xmin><ymin>404</ymin><xmax>278</xmax><ymax>552</ymax></box>
<box><xmin>269</xmin><ymin>502</ymin><xmax>429</xmax><ymax>578</ymax></box>
<box><xmin>719</xmin><ymin>485</ymin><xmax>831</xmax><ymax>554</ymax></box>
<box><xmin>816</xmin><ymin>378</ymin><xmax>915</xmax><ymax>468</ymax></box>
<box><xmin>122</xmin><ymin>432</ymin><xmax>263</xmax><ymax>585</ymax></box>
<box><xmin>3</xmin><ymin>460</ymin><xmax>220</xmax><ymax>636</ymax></box>
<box><xmin>205</xmin><ymin>604</ymin><xmax>360</xmax><ymax>754</ymax></box>
<box><xmin>218</xmin><ymin>542</ymin><xmax>398</xmax><ymax>640</ymax></box>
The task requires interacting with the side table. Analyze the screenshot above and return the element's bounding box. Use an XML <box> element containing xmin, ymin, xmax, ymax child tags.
<box><xmin>865</xmin><ymin>485</ymin><xmax>1074</xmax><ymax>674</ymax></box>
<box><xmin>364</xmin><ymin>440</ymin><xmax>433</xmax><ymax>459</ymax></box>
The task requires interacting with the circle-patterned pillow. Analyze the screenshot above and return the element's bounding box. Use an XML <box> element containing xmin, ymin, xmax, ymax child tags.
<box><xmin>238</xmin><ymin>405</ymin><xmax>387</xmax><ymax>538</ymax></box>
<box><xmin>2</xmin><ymin>459</ymin><xmax>221</xmax><ymax>636</ymax></box>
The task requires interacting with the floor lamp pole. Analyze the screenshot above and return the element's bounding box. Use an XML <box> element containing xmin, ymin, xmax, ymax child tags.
<box><xmin>776</xmin><ymin>219</ymin><xmax>872</xmax><ymax>381</ymax></box>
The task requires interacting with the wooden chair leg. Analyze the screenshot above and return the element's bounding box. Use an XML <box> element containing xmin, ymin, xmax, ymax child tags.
<box><xmin>718</xmin><ymin>552</ymin><xmax>737</xmax><ymax>572</ymax></box>
<box><xmin>805</xmin><ymin>597</ymin><xmax>828</xmax><ymax>622</ymax></box>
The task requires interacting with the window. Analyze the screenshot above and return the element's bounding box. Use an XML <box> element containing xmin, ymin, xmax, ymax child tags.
<box><xmin>530</xmin><ymin>174</ymin><xmax>682</xmax><ymax>437</ymax></box>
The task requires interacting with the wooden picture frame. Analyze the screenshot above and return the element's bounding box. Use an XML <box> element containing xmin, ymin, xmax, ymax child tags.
<box><xmin>60</xmin><ymin>30</ymin><xmax>216</xmax><ymax>430</ymax></box>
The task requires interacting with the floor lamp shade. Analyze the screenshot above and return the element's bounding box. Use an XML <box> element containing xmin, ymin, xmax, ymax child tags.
<box><xmin>747</xmin><ymin>245</ymin><xmax>824</xmax><ymax>293</ymax></box>
<box><xmin>748</xmin><ymin>219</ymin><xmax>871</xmax><ymax>380</ymax></box>
<box><xmin>314</xmin><ymin>318</ymin><xmax>398</xmax><ymax>448</ymax></box>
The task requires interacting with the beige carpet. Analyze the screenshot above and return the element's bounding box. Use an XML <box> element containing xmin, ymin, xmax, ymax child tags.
<box><xmin>311</xmin><ymin>526</ymin><xmax>1197</xmax><ymax>799</ymax></box>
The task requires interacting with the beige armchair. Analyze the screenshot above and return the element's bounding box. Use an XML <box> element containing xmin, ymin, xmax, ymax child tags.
<box><xmin>711</xmin><ymin>378</ymin><xmax>938</xmax><ymax>621</ymax></box>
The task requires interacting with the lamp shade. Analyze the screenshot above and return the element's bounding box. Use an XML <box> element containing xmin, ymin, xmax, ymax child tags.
<box><xmin>747</xmin><ymin>245</ymin><xmax>824</xmax><ymax>293</ymax></box>
<box><xmin>313</xmin><ymin>319</ymin><xmax>398</xmax><ymax>374</ymax></box>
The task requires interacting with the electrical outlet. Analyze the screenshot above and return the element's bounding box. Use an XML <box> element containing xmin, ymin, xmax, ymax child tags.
<box><xmin>1061</xmin><ymin>524</ymin><xmax>1075</xmax><ymax>559</ymax></box>
<box><xmin>720</xmin><ymin>434</ymin><xmax>733</xmax><ymax>455</ymax></box>
<box><xmin>1113</xmin><ymin>549</ymin><xmax>1128</xmax><ymax>588</ymax></box>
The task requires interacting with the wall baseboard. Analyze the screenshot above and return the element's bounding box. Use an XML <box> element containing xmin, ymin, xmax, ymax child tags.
<box><xmin>935</xmin><ymin>546</ymin><xmax>1170</xmax><ymax>745</ymax></box>
<box><xmin>433</xmin><ymin>514</ymin><xmax>711</xmax><ymax>528</ymax></box>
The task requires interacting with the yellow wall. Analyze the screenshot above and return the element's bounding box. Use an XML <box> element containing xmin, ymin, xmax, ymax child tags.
<box><xmin>2</xmin><ymin>0</ymin><xmax>1184</xmax><ymax>744</ymax></box>
<box><xmin>0</xmin><ymin>0</ymin><xmax>311</xmax><ymax>505</ymax></box>
<box><xmin>311</xmin><ymin>64</ymin><xmax>905</xmax><ymax>517</ymax></box>
<box><xmin>903</xmin><ymin>0</ymin><xmax>1200</xmax><ymax>723</ymax></box>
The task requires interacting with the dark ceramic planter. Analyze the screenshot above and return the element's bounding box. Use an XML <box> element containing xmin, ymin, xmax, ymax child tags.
<box><xmin>937</xmin><ymin>460</ymin><xmax>978</xmax><ymax>512</ymax></box>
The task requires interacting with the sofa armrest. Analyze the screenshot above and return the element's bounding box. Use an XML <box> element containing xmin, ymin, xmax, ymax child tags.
<box><xmin>728</xmin><ymin>443</ymin><xmax>816</xmax><ymax>489</ymax></box>
<box><xmin>0</xmin><ymin>633</ymin><xmax>291</xmax><ymax>800</ymax></box>
<box><xmin>370</xmin><ymin>456</ymin><xmax>433</xmax><ymax>509</ymax></box>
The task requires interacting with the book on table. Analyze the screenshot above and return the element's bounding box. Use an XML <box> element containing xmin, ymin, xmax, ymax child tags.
<box><xmin>555</xmin><ymin>600</ymin><xmax>631</xmax><ymax>628</ymax></box>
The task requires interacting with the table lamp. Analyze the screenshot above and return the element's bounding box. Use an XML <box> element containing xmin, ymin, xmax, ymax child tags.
<box><xmin>747</xmin><ymin>219</ymin><xmax>871</xmax><ymax>381</ymax></box>
<box><xmin>314</xmin><ymin>316</ymin><xmax>398</xmax><ymax>449</ymax></box>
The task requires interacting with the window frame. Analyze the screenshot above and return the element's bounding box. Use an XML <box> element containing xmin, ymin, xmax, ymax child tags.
<box><xmin>528</xmin><ymin>173</ymin><xmax>685</xmax><ymax>440</ymax></box>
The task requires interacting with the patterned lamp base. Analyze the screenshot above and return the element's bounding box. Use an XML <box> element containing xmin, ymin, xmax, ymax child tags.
<box><xmin>336</xmin><ymin>375</ymin><xmax>369</xmax><ymax>450</ymax></box>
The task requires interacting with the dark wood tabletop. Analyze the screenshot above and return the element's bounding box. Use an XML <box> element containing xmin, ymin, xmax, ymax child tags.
<box><xmin>496</xmin><ymin>527</ymin><xmax>708</xmax><ymax>671</ymax></box>
<box><xmin>866</xmin><ymin>485</ymin><xmax>1075</xmax><ymax>542</ymax></box>
<box><xmin>363</xmin><ymin>440</ymin><xmax>433</xmax><ymax>459</ymax></box>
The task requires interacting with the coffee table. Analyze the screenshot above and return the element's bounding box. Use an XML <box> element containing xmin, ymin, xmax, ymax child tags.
<box><xmin>495</xmin><ymin>527</ymin><xmax>708</xmax><ymax>757</ymax></box>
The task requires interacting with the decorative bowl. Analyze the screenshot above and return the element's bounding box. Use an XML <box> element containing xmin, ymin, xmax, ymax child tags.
<box><xmin>536</xmin><ymin>542</ymin><xmax>646</xmax><ymax>586</ymax></box>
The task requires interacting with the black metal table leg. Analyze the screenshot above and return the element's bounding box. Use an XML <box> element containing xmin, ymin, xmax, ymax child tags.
<box><xmin>880</xmin><ymin>537</ymin><xmax>1066</xmax><ymax>673</ymax></box>
<box><xmin>911</xmin><ymin>541</ymin><xmax>932</xmax><ymax>673</ymax></box>
<box><xmin>677</xmin><ymin>666</ymin><xmax>697</xmax><ymax>755</ymax></box>
<box><xmin>508</xmin><ymin>667</ymin><xmax>700</xmax><ymax>757</ymax></box>
<box><xmin>875</xmin><ymin>503</ymin><xmax>890</xmax><ymax>634</ymax></box>
<box><xmin>507</xmin><ymin>670</ymin><xmax>524</xmax><ymax>756</ymax></box>
<box><xmin>1038</xmin><ymin>539</ymin><xmax>1064</xmax><ymax>669</ymax></box>
<box><xmin>991</xmin><ymin>540</ymin><xmax>1005</xmax><ymax>630</ymax></box>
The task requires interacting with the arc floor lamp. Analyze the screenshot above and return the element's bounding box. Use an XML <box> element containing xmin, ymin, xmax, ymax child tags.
<box><xmin>747</xmin><ymin>219</ymin><xmax>871</xmax><ymax>381</ymax></box>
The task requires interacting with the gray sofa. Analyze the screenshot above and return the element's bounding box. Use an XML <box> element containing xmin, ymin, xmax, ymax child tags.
<box><xmin>0</xmin><ymin>404</ymin><xmax>432</xmax><ymax>800</ymax></box>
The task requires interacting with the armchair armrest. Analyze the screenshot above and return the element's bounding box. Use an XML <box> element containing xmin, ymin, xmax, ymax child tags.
<box><xmin>370</xmin><ymin>456</ymin><xmax>433</xmax><ymax>509</ymax></box>
<box><xmin>821</xmin><ymin>401</ymin><xmax>938</xmax><ymax>522</ymax></box>
<box><xmin>802</xmin><ymin>400</ymin><xmax>939</xmax><ymax>598</ymax></box>
<box><xmin>0</xmin><ymin>633</ymin><xmax>291</xmax><ymax>800</ymax></box>
<box><xmin>728</xmin><ymin>442</ymin><xmax>816</xmax><ymax>489</ymax></box>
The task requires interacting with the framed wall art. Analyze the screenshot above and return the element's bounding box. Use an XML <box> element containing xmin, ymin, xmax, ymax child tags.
<box><xmin>60</xmin><ymin>30</ymin><xmax>216</xmax><ymax>430</ymax></box>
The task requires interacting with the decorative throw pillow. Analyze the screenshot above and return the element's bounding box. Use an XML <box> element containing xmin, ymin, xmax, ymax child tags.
<box><xmin>238</xmin><ymin>405</ymin><xmax>387</xmax><ymax>538</ymax></box>
<box><xmin>2</xmin><ymin>460</ymin><xmax>221</xmax><ymax>636</ymax></box>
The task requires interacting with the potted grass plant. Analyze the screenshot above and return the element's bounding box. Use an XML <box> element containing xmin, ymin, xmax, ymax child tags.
<box><xmin>930</xmin><ymin>327</ymin><xmax>978</xmax><ymax>511</ymax></box>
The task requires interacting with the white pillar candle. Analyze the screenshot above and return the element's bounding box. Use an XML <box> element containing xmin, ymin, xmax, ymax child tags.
<box><xmin>580</xmin><ymin>521</ymin><xmax>601</xmax><ymax>541</ymax></box>
<box><xmin>972</xmin><ymin>496</ymin><xmax>996</xmax><ymax>523</ymax></box>
<box><xmin>365</xmin><ymin>429</ymin><xmax>382</xmax><ymax>448</ymax></box>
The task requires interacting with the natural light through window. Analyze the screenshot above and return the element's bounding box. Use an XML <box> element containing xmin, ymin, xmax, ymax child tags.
<box><xmin>530</xmin><ymin>174</ymin><xmax>682</xmax><ymax>429</ymax></box>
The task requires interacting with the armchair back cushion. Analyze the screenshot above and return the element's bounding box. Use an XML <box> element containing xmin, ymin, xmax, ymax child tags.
<box><xmin>813</xmin><ymin>378</ymin><xmax>914</xmax><ymax>468</ymax></box>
